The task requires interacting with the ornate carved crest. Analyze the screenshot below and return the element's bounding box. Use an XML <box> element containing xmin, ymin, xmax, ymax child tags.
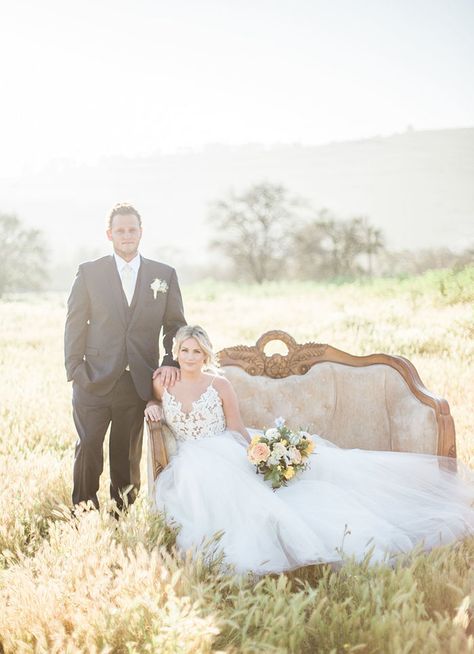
<box><xmin>217</xmin><ymin>330</ymin><xmax>327</xmax><ymax>378</ymax></box>
<box><xmin>218</xmin><ymin>345</ymin><xmax>266</xmax><ymax>376</ymax></box>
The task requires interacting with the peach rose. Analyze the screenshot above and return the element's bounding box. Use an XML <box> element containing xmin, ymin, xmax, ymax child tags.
<box><xmin>248</xmin><ymin>442</ymin><xmax>271</xmax><ymax>464</ymax></box>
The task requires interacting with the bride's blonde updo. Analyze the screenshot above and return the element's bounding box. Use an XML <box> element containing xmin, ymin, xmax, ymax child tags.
<box><xmin>172</xmin><ymin>325</ymin><xmax>219</xmax><ymax>372</ymax></box>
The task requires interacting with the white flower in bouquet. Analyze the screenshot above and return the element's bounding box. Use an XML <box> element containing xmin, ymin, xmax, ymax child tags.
<box><xmin>274</xmin><ymin>417</ymin><xmax>286</xmax><ymax>428</ymax></box>
<box><xmin>267</xmin><ymin>453</ymin><xmax>281</xmax><ymax>466</ymax></box>
<box><xmin>264</xmin><ymin>427</ymin><xmax>279</xmax><ymax>441</ymax></box>
<box><xmin>289</xmin><ymin>433</ymin><xmax>301</xmax><ymax>446</ymax></box>
<box><xmin>272</xmin><ymin>442</ymin><xmax>288</xmax><ymax>458</ymax></box>
<box><xmin>289</xmin><ymin>447</ymin><xmax>302</xmax><ymax>464</ymax></box>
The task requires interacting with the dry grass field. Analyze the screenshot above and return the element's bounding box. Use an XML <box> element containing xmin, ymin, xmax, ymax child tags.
<box><xmin>0</xmin><ymin>266</ymin><xmax>473</xmax><ymax>653</ymax></box>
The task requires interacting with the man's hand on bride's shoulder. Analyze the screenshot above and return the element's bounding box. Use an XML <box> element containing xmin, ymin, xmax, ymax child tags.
<box><xmin>152</xmin><ymin>365</ymin><xmax>181</xmax><ymax>388</ymax></box>
<box><xmin>144</xmin><ymin>400</ymin><xmax>162</xmax><ymax>422</ymax></box>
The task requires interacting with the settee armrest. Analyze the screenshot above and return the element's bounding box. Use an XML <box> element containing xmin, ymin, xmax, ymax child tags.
<box><xmin>146</xmin><ymin>417</ymin><xmax>169</xmax><ymax>481</ymax></box>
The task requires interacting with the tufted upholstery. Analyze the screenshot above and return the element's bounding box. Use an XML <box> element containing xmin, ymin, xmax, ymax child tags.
<box><xmin>223</xmin><ymin>364</ymin><xmax>438</xmax><ymax>454</ymax></box>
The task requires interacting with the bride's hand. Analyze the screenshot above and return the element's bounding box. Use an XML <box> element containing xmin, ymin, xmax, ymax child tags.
<box><xmin>144</xmin><ymin>401</ymin><xmax>162</xmax><ymax>422</ymax></box>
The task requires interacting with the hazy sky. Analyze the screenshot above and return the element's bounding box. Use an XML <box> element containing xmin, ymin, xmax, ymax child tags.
<box><xmin>1</xmin><ymin>0</ymin><xmax>473</xmax><ymax>177</ymax></box>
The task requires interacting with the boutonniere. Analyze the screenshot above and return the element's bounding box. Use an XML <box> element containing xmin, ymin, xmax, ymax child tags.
<box><xmin>150</xmin><ymin>278</ymin><xmax>169</xmax><ymax>299</ymax></box>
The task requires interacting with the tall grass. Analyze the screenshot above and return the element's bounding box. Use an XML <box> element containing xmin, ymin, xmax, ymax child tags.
<box><xmin>0</xmin><ymin>266</ymin><xmax>473</xmax><ymax>652</ymax></box>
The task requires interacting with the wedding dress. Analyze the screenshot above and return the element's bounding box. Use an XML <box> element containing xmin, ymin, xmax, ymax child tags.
<box><xmin>153</xmin><ymin>381</ymin><xmax>474</xmax><ymax>574</ymax></box>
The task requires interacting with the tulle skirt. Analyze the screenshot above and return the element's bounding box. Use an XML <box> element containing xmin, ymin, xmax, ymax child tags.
<box><xmin>153</xmin><ymin>431</ymin><xmax>474</xmax><ymax>574</ymax></box>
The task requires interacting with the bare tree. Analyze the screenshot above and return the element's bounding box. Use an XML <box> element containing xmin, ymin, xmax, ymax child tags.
<box><xmin>352</xmin><ymin>216</ymin><xmax>385</xmax><ymax>277</ymax></box>
<box><xmin>209</xmin><ymin>183</ymin><xmax>302</xmax><ymax>283</ymax></box>
<box><xmin>0</xmin><ymin>213</ymin><xmax>48</xmax><ymax>298</ymax></box>
<box><xmin>290</xmin><ymin>218</ymin><xmax>328</xmax><ymax>278</ymax></box>
<box><xmin>319</xmin><ymin>214</ymin><xmax>362</xmax><ymax>277</ymax></box>
<box><xmin>292</xmin><ymin>210</ymin><xmax>385</xmax><ymax>279</ymax></box>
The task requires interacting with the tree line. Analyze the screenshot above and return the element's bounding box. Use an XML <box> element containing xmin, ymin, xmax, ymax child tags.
<box><xmin>0</xmin><ymin>214</ymin><xmax>46</xmax><ymax>298</ymax></box>
<box><xmin>1</xmin><ymin>184</ymin><xmax>473</xmax><ymax>296</ymax></box>
<box><xmin>209</xmin><ymin>182</ymin><xmax>426</xmax><ymax>283</ymax></box>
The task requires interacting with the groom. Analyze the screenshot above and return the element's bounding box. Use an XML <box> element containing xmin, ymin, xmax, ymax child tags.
<box><xmin>64</xmin><ymin>202</ymin><xmax>186</xmax><ymax>510</ymax></box>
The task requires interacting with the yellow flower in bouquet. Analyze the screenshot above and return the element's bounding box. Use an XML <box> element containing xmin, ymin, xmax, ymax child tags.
<box><xmin>303</xmin><ymin>439</ymin><xmax>315</xmax><ymax>455</ymax></box>
<box><xmin>283</xmin><ymin>466</ymin><xmax>295</xmax><ymax>480</ymax></box>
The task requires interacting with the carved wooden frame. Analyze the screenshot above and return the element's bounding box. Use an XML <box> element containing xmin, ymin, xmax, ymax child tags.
<box><xmin>147</xmin><ymin>416</ymin><xmax>170</xmax><ymax>480</ymax></box>
<box><xmin>147</xmin><ymin>330</ymin><xmax>456</xmax><ymax>481</ymax></box>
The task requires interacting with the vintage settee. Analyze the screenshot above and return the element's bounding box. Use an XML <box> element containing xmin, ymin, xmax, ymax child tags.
<box><xmin>147</xmin><ymin>331</ymin><xmax>456</xmax><ymax>488</ymax></box>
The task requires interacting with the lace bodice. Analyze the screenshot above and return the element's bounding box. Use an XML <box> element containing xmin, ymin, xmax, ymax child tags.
<box><xmin>162</xmin><ymin>383</ymin><xmax>226</xmax><ymax>443</ymax></box>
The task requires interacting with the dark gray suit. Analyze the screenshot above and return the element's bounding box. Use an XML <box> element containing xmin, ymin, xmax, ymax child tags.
<box><xmin>65</xmin><ymin>254</ymin><xmax>186</xmax><ymax>509</ymax></box>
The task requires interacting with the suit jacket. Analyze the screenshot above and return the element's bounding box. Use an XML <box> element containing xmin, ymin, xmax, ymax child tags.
<box><xmin>64</xmin><ymin>255</ymin><xmax>186</xmax><ymax>401</ymax></box>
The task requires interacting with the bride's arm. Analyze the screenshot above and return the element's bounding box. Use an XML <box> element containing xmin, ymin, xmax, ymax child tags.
<box><xmin>215</xmin><ymin>377</ymin><xmax>251</xmax><ymax>444</ymax></box>
<box><xmin>144</xmin><ymin>377</ymin><xmax>165</xmax><ymax>422</ymax></box>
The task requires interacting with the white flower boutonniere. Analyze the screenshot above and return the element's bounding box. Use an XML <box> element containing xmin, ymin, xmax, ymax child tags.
<box><xmin>150</xmin><ymin>278</ymin><xmax>169</xmax><ymax>299</ymax></box>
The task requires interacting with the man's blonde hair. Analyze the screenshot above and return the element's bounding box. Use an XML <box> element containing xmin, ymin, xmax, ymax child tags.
<box><xmin>107</xmin><ymin>202</ymin><xmax>141</xmax><ymax>229</ymax></box>
<box><xmin>172</xmin><ymin>325</ymin><xmax>218</xmax><ymax>371</ymax></box>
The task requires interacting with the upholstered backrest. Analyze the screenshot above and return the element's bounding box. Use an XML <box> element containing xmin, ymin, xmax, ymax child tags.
<box><xmin>217</xmin><ymin>330</ymin><xmax>455</xmax><ymax>458</ymax></box>
<box><xmin>223</xmin><ymin>363</ymin><xmax>439</xmax><ymax>454</ymax></box>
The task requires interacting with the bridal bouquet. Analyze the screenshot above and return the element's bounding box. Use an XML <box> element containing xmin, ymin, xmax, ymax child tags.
<box><xmin>247</xmin><ymin>417</ymin><xmax>315</xmax><ymax>489</ymax></box>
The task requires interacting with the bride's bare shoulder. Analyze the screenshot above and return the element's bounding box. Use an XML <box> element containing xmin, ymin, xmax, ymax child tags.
<box><xmin>211</xmin><ymin>374</ymin><xmax>234</xmax><ymax>396</ymax></box>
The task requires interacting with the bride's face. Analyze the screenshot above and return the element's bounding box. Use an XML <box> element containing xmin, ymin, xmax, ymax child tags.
<box><xmin>178</xmin><ymin>337</ymin><xmax>206</xmax><ymax>372</ymax></box>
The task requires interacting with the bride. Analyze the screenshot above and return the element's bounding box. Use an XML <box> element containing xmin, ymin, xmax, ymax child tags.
<box><xmin>144</xmin><ymin>325</ymin><xmax>474</xmax><ymax>574</ymax></box>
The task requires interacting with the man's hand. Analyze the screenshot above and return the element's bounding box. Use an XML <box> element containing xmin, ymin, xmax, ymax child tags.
<box><xmin>152</xmin><ymin>365</ymin><xmax>181</xmax><ymax>387</ymax></box>
<box><xmin>144</xmin><ymin>400</ymin><xmax>162</xmax><ymax>422</ymax></box>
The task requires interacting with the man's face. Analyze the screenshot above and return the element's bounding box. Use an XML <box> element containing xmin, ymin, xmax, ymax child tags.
<box><xmin>107</xmin><ymin>213</ymin><xmax>142</xmax><ymax>260</ymax></box>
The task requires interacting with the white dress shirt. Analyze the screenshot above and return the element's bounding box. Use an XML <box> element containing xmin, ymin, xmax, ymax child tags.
<box><xmin>114</xmin><ymin>252</ymin><xmax>141</xmax><ymax>305</ymax></box>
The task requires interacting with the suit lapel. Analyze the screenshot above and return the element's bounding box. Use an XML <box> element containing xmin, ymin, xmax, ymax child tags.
<box><xmin>106</xmin><ymin>256</ymin><xmax>128</xmax><ymax>326</ymax></box>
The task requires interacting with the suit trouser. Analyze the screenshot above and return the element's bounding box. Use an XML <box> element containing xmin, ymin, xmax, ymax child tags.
<box><xmin>72</xmin><ymin>371</ymin><xmax>146</xmax><ymax>509</ymax></box>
